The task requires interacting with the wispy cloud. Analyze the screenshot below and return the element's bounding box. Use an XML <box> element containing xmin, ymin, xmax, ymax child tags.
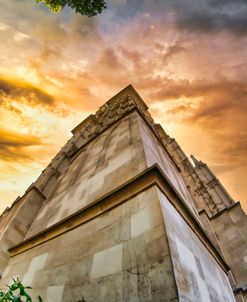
<box><xmin>0</xmin><ymin>75</ymin><xmax>55</xmax><ymax>106</ymax></box>
<box><xmin>0</xmin><ymin>128</ymin><xmax>42</xmax><ymax>161</ymax></box>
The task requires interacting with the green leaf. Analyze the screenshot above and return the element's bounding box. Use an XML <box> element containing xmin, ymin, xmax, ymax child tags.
<box><xmin>36</xmin><ymin>0</ymin><xmax>107</xmax><ymax>16</ymax></box>
<box><xmin>0</xmin><ymin>278</ymin><xmax>43</xmax><ymax>302</ymax></box>
<box><xmin>13</xmin><ymin>296</ymin><xmax>22</xmax><ymax>302</ymax></box>
<box><xmin>36</xmin><ymin>0</ymin><xmax>66</xmax><ymax>13</ymax></box>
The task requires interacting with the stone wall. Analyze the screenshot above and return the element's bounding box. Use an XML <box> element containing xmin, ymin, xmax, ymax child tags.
<box><xmin>137</xmin><ymin>115</ymin><xmax>199</xmax><ymax>218</ymax></box>
<box><xmin>0</xmin><ymin>188</ymin><xmax>45</xmax><ymax>273</ymax></box>
<box><xmin>158</xmin><ymin>190</ymin><xmax>236</xmax><ymax>302</ymax></box>
<box><xmin>0</xmin><ymin>185</ymin><xmax>236</xmax><ymax>302</ymax></box>
<box><xmin>26</xmin><ymin>110</ymin><xmax>201</xmax><ymax>239</ymax></box>
<box><xmin>27</xmin><ymin>111</ymin><xmax>148</xmax><ymax>237</ymax></box>
<box><xmin>210</xmin><ymin>203</ymin><xmax>247</xmax><ymax>288</ymax></box>
<box><xmin>0</xmin><ymin>186</ymin><xmax>178</xmax><ymax>302</ymax></box>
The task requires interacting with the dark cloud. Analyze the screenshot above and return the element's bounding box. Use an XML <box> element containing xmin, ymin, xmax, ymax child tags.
<box><xmin>174</xmin><ymin>0</ymin><xmax>247</xmax><ymax>36</ymax></box>
<box><xmin>149</xmin><ymin>76</ymin><xmax>247</xmax><ymax>173</ymax></box>
<box><xmin>186</xmin><ymin>83</ymin><xmax>247</xmax><ymax>122</ymax></box>
<box><xmin>182</xmin><ymin>82</ymin><xmax>247</xmax><ymax>168</ymax></box>
<box><xmin>88</xmin><ymin>41</ymin><xmax>186</xmax><ymax>92</ymax></box>
<box><xmin>29</xmin><ymin>45</ymin><xmax>61</xmax><ymax>71</ymax></box>
<box><xmin>98</xmin><ymin>47</ymin><xmax>124</xmax><ymax>70</ymax></box>
<box><xmin>176</xmin><ymin>10</ymin><xmax>247</xmax><ymax>36</ymax></box>
<box><xmin>68</xmin><ymin>15</ymin><xmax>100</xmax><ymax>39</ymax></box>
<box><xmin>104</xmin><ymin>0</ymin><xmax>247</xmax><ymax>36</ymax></box>
<box><xmin>0</xmin><ymin>128</ymin><xmax>43</xmax><ymax>161</ymax></box>
<box><xmin>166</xmin><ymin>104</ymin><xmax>191</xmax><ymax>115</ymax></box>
<box><xmin>118</xmin><ymin>47</ymin><xmax>143</xmax><ymax>70</ymax></box>
<box><xmin>162</xmin><ymin>43</ymin><xmax>186</xmax><ymax>63</ymax></box>
<box><xmin>150</xmin><ymin>79</ymin><xmax>247</xmax><ymax>101</ymax></box>
<box><xmin>207</xmin><ymin>0</ymin><xmax>247</xmax><ymax>6</ymax></box>
<box><xmin>0</xmin><ymin>76</ymin><xmax>55</xmax><ymax>106</ymax></box>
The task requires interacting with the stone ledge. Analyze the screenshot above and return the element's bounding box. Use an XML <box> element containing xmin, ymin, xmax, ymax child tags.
<box><xmin>198</xmin><ymin>201</ymin><xmax>241</xmax><ymax>220</ymax></box>
<box><xmin>9</xmin><ymin>164</ymin><xmax>230</xmax><ymax>274</ymax></box>
<box><xmin>233</xmin><ymin>284</ymin><xmax>247</xmax><ymax>294</ymax></box>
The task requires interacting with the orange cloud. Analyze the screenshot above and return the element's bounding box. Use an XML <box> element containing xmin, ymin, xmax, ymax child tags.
<box><xmin>0</xmin><ymin>75</ymin><xmax>55</xmax><ymax>107</ymax></box>
<box><xmin>0</xmin><ymin>128</ymin><xmax>43</xmax><ymax>161</ymax></box>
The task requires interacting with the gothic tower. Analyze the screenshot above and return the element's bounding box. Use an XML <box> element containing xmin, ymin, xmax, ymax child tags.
<box><xmin>0</xmin><ymin>85</ymin><xmax>246</xmax><ymax>301</ymax></box>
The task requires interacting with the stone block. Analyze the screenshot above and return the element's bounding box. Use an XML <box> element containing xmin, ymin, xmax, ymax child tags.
<box><xmin>90</xmin><ymin>244</ymin><xmax>123</xmax><ymax>279</ymax></box>
<box><xmin>131</xmin><ymin>207</ymin><xmax>152</xmax><ymax>238</ymax></box>
<box><xmin>22</xmin><ymin>253</ymin><xmax>48</xmax><ymax>285</ymax></box>
<box><xmin>46</xmin><ymin>285</ymin><xmax>64</xmax><ymax>302</ymax></box>
<box><xmin>149</xmin><ymin>256</ymin><xmax>178</xmax><ymax>301</ymax></box>
<box><xmin>146</xmin><ymin>235</ymin><xmax>169</xmax><ymax>262</ymax></box>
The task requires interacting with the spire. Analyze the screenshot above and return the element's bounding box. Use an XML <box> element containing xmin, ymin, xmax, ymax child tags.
<box><xmin>190</xmin><ymin>155</ymin><xmax>235</xmax><ymax>209</ymax></box>
<box><xmin>190</xmin><ymin>154</ymin><xmax>201</xmax><ymax>167</ymax></box>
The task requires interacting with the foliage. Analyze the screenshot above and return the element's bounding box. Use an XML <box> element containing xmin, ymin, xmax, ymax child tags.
<box><xmin>0</xmin><ymin>278</ymin><xmax>42</xmax><ymax>302</ymax></box>
<box><xmin>36</xmin><ymin>0</ymin><xmax>107</xmax><ymax>16</ymax></box>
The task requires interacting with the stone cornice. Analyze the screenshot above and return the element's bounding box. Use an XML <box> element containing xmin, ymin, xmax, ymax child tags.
<box><xmin>199</xmin><ymin>201</ymin><xmax>241</xmax><ymax>220</ymax></box>
<box><xmin>9</xmin><ymin>164</ymin><xmax>230</xmax><ymax>274</ymax></box>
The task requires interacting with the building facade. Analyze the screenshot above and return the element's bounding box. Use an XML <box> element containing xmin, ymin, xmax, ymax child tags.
<box><xmin>0</xmin><ymin>85</ymin><xmax>246</xmax><ymax>301</ymax></box>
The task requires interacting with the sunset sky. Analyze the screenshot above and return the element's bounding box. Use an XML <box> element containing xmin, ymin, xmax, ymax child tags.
<box><xmin>0</xmin><ymin>0</ymin><xmax>247</xmax><ymax>214</ymax></box>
